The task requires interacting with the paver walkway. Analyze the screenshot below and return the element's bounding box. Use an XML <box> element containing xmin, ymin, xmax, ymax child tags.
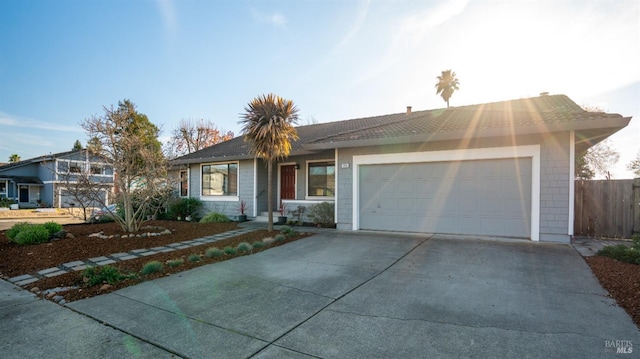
<box><xmin>7</xmin><ymin>227</ymin><xmax>258</xmax><ymax>287</ymax></box>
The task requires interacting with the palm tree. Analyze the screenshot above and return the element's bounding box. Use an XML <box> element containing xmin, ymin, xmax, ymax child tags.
<box><xmin>435</xmin><ymin>69</ymin><xmax>460</xmax><ymax>108</ymax></box>
<box><xmin>8</xmin><ymin>154</ymin><xmax>20</xmax><ymax>163</ymax></box>
<box><xmin>239</xmin><ymin>94</ymin><xmax>300</xmax><ymax>231</ymax></box>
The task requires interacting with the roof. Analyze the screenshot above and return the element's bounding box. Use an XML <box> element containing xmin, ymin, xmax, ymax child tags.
<box><xmin>0</xmin><ymin>150</ymin><xmax>86</xmax><ymax>172</ymax></box>
<box><xmin>172</xmin><ymin>94</ymin><xmax>631</xmax><ymax>164</ymax></box>
<box><xmin>0</xmin><ymin>176</ymin><xmax>44</xmax><ymax>185</ymax></box>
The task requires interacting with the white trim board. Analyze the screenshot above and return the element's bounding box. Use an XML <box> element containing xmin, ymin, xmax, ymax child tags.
<box><xmin>351</xmin><ymin>145</ymin><xmax>541</xmax><ymax>241</ymax></box>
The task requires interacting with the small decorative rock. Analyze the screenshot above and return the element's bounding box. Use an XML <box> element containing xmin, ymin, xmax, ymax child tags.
<box><xmin>52</xmin><ymin>295</ymin><xmax>64</xmax><ymax>303</ymax></box>
<box><xmin>99</xmin><ymin>284</ymin><xmax>112</xmax><ymax>291</ymax></box>
<box><xmin>65</xmin><ymin>233</ymin><xmax>76</xmax><ymax>239</ymax></box>
<box><xmin>47</xmin><ymin>292</ymin><xmax>57</xmax><ymax>299</ymax></box>
<box><xmin>30</xmin><ymin>287</ymin><xmax>40</xmax><ymax>293</ymax></box>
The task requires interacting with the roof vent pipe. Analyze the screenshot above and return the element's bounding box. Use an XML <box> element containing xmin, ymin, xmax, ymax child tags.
<box><xmin>406</xmin><ymin>106</ymin><xmax>412</xmax><ymax>115</ymax></box>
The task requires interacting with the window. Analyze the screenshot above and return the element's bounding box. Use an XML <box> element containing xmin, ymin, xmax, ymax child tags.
<box><xmin>90</xmin><ymin>166</ymin><xmax>103</xmax><ymax>175</ymax></box>
<box><xmin>70</xmin><ymin>165</ymin><xmax>81</xmax><ymax>173</ymax></box>
<box><xmin>307</xmin><ymin>161</ymin><xmax>335</xmax><ymax>197</ymax></box>
<box><xmin>0</xmin><ymin>181</ymin><xmax>6</xmax><ymax>195</ymax></box>
<box><xmin>202</xmin><ymin>163</ymin><xmax>237</xmax><ymax>196</ymax></box>
<box><xmin>180</xmin><ymin>170</ymin><xmax>188</xmax><ymax>197</ymax></box>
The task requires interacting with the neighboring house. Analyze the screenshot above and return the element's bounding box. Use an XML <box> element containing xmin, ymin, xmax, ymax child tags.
<box><xmin>0</xmin><ymin>150</ymin><xmax>114</xmax><ymax>209</ymax></box>
<box><xmin>171</xmin><ymin>94</ymin><xmax>631</xmax><ymax>243</ymax></box>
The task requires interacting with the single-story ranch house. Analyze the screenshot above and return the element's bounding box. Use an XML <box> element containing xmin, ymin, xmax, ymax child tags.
<box><xmin>0</xmin><ymin>150</ymin><xmax>114</xmax><ymax>209</ymax></box>
<box><xmin>171</xmin><ymin>94</ymin><xmax>630</xmax><ymax>243</ymax></box>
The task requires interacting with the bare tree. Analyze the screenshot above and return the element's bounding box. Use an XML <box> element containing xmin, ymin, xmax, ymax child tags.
<box><xmin>56</xmin><ymin>163</ymin><xmax>111</xmax><ymax>221</ymax></box>
<box><xmin>627</xmin><ymin>150</ymin><xmax>640</xmax><ymax>178</ymax></box>
<box><xmin>82</xmin><ymin>99</ymin><xmax>169</xmax><ymax>232</ymax></box>
<box><xmin>584</xmin><ymin>139</ymin><xmax>620</xmax><ymax>180</ymax></box>
<box><xmin>165</xmin><ymin>119</ymin><xmax>234</xmax><ymax>158</ymax></box>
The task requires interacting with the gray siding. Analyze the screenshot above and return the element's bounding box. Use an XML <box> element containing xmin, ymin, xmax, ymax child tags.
<box><xmin>538</xmin><ymin>132</ymin><xmax>571</xmax><ymax>242</ymax></box>
<box><xmin>193</xmin><ymin>159</ymin><xmax>255</xmax><ymax>219</ymax></box>
<box><xmin>336</xmin><ymin>133</ymin><xmax>572</xmax><ymax>242</ymax></box>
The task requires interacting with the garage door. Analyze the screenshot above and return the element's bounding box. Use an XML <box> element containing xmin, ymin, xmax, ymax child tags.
<box><xmin>359</xmin><ymin>158</ymin><xmax>532</xmax><ymax>237</ymax></box>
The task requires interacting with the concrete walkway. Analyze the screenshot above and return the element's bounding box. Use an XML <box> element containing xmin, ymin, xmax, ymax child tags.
<box><xmin>2</xmin><ymin>231</ymin><xmax>637</xmax><ymax>358</ymax></box>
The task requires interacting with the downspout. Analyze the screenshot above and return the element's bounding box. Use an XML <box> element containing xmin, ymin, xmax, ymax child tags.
<box><xmin>568</xmin><ymin>131</ymin><xmax>575</xmax><ymax>237</ymax></box>
<box><xmin>253</xmin><ymin>157</ymin><xmax>258</xmax><ymax>218</ymax></box>
<box><xmin>334</xmin><ymin>148</ymin><xmax>338</xmax><ymax>226</ymax></box>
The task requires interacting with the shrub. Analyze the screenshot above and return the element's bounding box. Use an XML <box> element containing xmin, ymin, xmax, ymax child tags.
<box><xmin>597</xmin><ymin>244</ymin><xmax>640</xmax><ymax>265</ymax></box>
<box><xmin>188</xmin><ymin>254</ymin><xmax>201</xmax><ymax>262</ymax></box>
<box><xmin>237</xmin><ymin>242</ymin><xmax>252</xmax><ymax>253</ymax></box>
<box><xmin>168</xmin><ymin>197</ymin><xmax>203</xmax><ymax>220</ymax></box>
<box><xmin>252</xmin><ymin>241</ymin><xmax>265</xmax><ymax>249</ymax></box>
<box><xmin>9</xmin><ymin>224</ymin><xmax>50</xmax><ymax>245</ymax></box>
<box><xmin>632</xmin><ymin>234</ymin><xmax>640</xmax><ymax>251</ymax></box>
<box><xmin>0</xmin><ymin>197</ymin><xmax>17</xmax><ymax>208</ymax></box>
<box><xmin>280</xmin><ymin>225</ymin><xmax>297</xmax><ymax>238</ymax></box>
<box><xmin>167</xmin><ymin>259</ymin><xmax>184</xmax><ymax>268</ymax></box>
<box><xmin>223</xmin><ymin>246</ymin><xmax>237</xmax><ymax>255</ymax></box>
<box><xmin>275</xmin><ymin>234</ymin><xmax>286</xmax><ymax>242</ymax></box>
<box><xmin>83</xmin><ymin>265</ymin><xmax>128</xmax><ymax>286</ymax></box>
<box><xmin>200</xmin><ymin>212</ymin><xmax>231</xmax><ymax>223</ymax></box>
<box><xmin>141</xmin><ymin>261</ymin><xmax>164</xmax><ymax>274</ymax></box>
<box><xmin>43</xmin><ymin>221</ymin><xmax>63</xmax><ymax>235</ymax></box>
<box><xmin>205</xmin><ymin>247</ymin><xmax>224</xmax><ymax>258</ymax></box>
<box><xmin>308</xmin><ymin>202</ymin><xmax>335</xmax><ymax>227</ymax></box>
<box><xmin>6</xmin><ymin>222</ymin><xmax>32</xmax><ymax>240</ymax></box>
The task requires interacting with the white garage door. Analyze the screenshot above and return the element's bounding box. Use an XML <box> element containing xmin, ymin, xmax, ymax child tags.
<box><xmin>359</xmin><ymin>158</ymin><xmax>532</xmax><ymax>237</ymax></box>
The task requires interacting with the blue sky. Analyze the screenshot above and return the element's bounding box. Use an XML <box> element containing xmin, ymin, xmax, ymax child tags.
<box><xmin>1</xmin><ymin>0</ymin><xmax>638</xmax><ymax>177</ymax></box>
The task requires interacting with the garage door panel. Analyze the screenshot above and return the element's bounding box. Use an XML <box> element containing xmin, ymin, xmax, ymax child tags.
<box><xmin>359</xmin><ymin>158</ymin><xmax>532</xmax><ymax>238</ymax></box>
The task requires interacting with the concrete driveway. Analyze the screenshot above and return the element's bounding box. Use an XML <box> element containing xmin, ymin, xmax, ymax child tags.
<box><xmin>5</xmin><ymin>232</ymin><xmax>640</xmax><ymax>358</ymax></box>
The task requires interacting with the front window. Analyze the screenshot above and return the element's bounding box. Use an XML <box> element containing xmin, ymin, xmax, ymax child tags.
<box><xmin>90</xmin><ymin>166</ymin><xmax>103</xmax><ymax>175</ymax></box>
<box><xmin>307</xmin><ymin>161</ymin><xmax>335</xmax><ymax>197</ymax></box>
<box><xmin>202</xmin><ymin>163</ymin><xmax>237</xmax><ymax>196</ymax></box>
<box><xmin>70</xmin><ymin>164</ymin><xmax>81</xmax><ymax>173</ymax></box>
<box><xmin>180</xmin><ymin>170</ymin><xmax>188</xmax><ymax>197</ymax></box>
<box><xmin>0</xmin><ymin>181</ymin><xmax>6</xmax><ymax>195</ymax></box>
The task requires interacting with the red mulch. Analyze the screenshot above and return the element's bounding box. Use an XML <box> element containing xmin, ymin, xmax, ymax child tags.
<box><xmin>0</xmin><ymin>220</ymin><xmax>309</xmax><ymax>302</ymax></box>
<box><xmin>586</xmin><ymin>256</ymin><xmax>640</xmax><ymax>328</ymax></box>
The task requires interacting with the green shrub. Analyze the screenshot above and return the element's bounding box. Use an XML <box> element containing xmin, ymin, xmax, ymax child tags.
<box><xmin>308</xmin><ymin>202</ymin><xmax>335</xmax><ymax>227</ymax></box>
<box><xmin>200</xmin><ymin>212</ymin><xmax>231</xmax><ymax>223</ymax></box>
<box><xmin>6</xmin><ymin>222</ymin><xmax>32</xmax><ymax>240</ymax></box>
<box><xmin>252</xmin><ymin>241</ymin><xmax>265</xmax><ymax>249</ymax></box>
<box><xmin>632</xmin><ymin>234</ymin><xmax>640</xmax><ymax>251</ymax></box>
<box><xmin>597</xmin><ymin>245</ymin><xmax>640</xmax><ymax>265</ymax></box>
<box><xmin>188</xmin><ymin>254</ymin><xmax>201</xmax><ymax>262</ymax></box>
<box><xmin>83</xmin><ymin>265</ymin><xmax>129</xmax><ymax>286</ymax></box>
<box><xmin>281</xmin><ymin>226</ymin><xmax>298</xmax><ymax>238</ymax></box>
<box><xmin>168</xmin><ymin>197</ymin><xmax>203</xmax><ymax>220</ymax></box>
<box><xmin>0</xmin><ymin>197</ymin><xmax>17</xmax><ymax>208</ymax></box>
<box><xmin>205</xmin><ymin>247</ymin><xmax>224</xmax><ymax>258</ymax></box>
<box><xmin>223</xmin><ymin>246</ymin><xmax>237</xmax><ymax>255</ymax></box>
<box><xmin>167</xmin><ymin>259</ymin><xmax>184</xmax><ymax>268</ymax></box>
<box><xmin>141</xmin><ymin>261</ymin><xmax>164</xmax><ymax>274</ymax></box>
<box><xmin>237</xmin><ymin>242</ymin><xmax>252</xmax><ymax>253</ymax></box>
<box><xmin>10</xmin><ymin>225</ymin><xmax>50</xmax><ymax>245</ymax></box>
<box><xmin>275</xmin><ymin>234</ymin><xmax>286</xmax><ymax>242</ymax></box>
<box><xmin>43</xmin><ymin>221</ymin><xmax>63</xmax><ymax>235</ymax></box>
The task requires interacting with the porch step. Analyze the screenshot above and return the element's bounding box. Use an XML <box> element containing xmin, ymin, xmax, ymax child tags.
<box><xmin>255</xmin><ymin>211</ymin><xmax>283</xmax><ymax>223</ymax></box>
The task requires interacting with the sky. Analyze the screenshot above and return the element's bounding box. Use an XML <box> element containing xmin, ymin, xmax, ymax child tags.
<box><xmin>1</xmin><ymin>0</ymin><xmax>638</xmax><ymax>178</ymax></box>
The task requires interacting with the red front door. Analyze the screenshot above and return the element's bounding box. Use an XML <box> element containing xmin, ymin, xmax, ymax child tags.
<box><xmin>280</xmin><ymin>165</ymin><xmax>296</xmax><ymax>200</ymax></box>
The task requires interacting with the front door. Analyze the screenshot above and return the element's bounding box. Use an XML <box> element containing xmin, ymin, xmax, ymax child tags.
<box><xmin>280</xmin><ymin>165</ymin><xmax>296</xmax><ymax>200</ymax></box>
<box><xmin>19</xmin><ymin>186</ymin><xmax>29</xmax><ymax>202</ymax></box>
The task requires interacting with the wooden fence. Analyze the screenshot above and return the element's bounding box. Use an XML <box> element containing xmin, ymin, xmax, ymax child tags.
<box><xmin>574</xmin><ymin>179</ymin><xmax>640</xmax><ymax>239</ymax></box>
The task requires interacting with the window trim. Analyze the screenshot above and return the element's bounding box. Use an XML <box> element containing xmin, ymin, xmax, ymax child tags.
<box><xmin>179</xmin><ymin>169</ymin><xmax>189</xmax><ymax>197</ymax></box>
<box><xmin>305</xmin><ymin>159</ymin><xmax>336</xmax><ymax>200</ymax></box>
<box><xmin>199</xmin><ymin>161</ymin><xmax>239</xmax><ymax>201</ymax></box>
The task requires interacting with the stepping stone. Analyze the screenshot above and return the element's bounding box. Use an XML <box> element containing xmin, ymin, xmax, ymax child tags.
<box><xmin>138</xmin><ymin>251</ymin><xmax>156</xmax><ymax>257</ymax></box>
<box><xmin>174</xmin><ymin>245</ymin><xmax>190</xmax><ymax>250</ymax></box>
<box><xmin>15</xmin><ymin>277</ymin><xmax>39</xmax><ymax>286</ymax></box>
<box><xmin>110</xmin><ymin>253</ymin><xmax>130</xmax><ymax>258</ymax></box>
<box><xmin>166</xmin><ymin>243</ymin><xmax>183</xmax><ymax>248</ymax></box>
<box><xmin>88</xmin><ymin>256</ymin><xmax>109</xmax><ymax>263</ymax></box>
<box><xmin>62</xmin><ymin>261</ymin><xmax>85</xmax><ymax>269</ymax></box>
<box><xmin>118</xmin><ymin>255</ymin><xmax>138</xmax><ymax>261</ymax></box>
<box><xmin>157</xmin><ymin>248</ymin><xmax>175</xmax><ymax>253</ymax></box>
<box><xmin>96</xmin><ymin>259</ymin><xmax>116</xmax><ymax>266</ymax></box>
<box><xmin>130</xmin><ymin>249</ymin><xmax>149</xmax><ymax>254</ymax></box>
<box><xmin>44</xmin><ymin>270</ymin><xmax>68</xmax><ymax>278</ymax></box>
<box><xmin>72</xmin><ymin>265</ymin><xmax>88</xmax><ymax>271</ymax></box>
<box><xmin>9</xmin><ymin>274</ymin><xmax>35</xmax><ymax>283</ymax></box>
<box><xmin>150</xmin><ymin>246</ymin><xmax>168</xmax><ymax>251</ymax></box>
<box><xmin>38</xmin><ymin>267</ymin><xmax>63</xmax><ymax>276</ymax></box>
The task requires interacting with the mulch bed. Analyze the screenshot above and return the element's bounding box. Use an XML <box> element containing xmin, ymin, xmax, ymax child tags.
<box><xmin>585</xmin><ymin>256</ymin><xmax>640</xmax><ymax>328</ymax></box>
<box><xmin>0</xmin><ymin>220</ymin><xmax>309</xmax><ymax>303</ymax></box>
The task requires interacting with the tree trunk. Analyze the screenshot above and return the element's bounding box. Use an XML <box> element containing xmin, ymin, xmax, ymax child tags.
<box><xmin>267</xmin><ymin>160</ymin><xmax>273</xmax><ymax>232</ymax></box>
